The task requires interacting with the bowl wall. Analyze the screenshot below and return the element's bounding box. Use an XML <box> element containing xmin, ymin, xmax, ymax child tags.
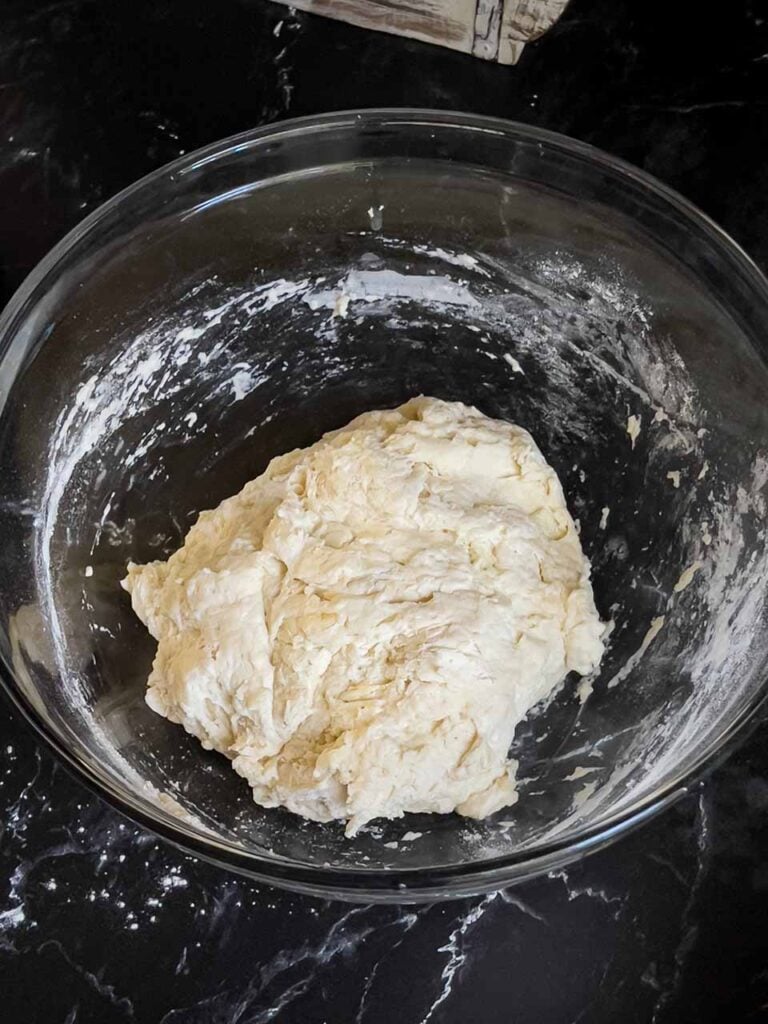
<box><xmin>1</xmin><ymin>111</ymin><xmax>768</xmax><ymax>899</ymax></box>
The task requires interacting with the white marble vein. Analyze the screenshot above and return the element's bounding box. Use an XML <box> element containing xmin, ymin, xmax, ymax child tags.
<box><xmin>417</xmin><ymin>893</ymin><xmax>498</xmax><ymax>1024</ymax></box>
<box><xmin>354</xmin><ymin>911</ymin><xmax>420</xmax><ymax>1024</ymax></box>
<box><xmin>157</xmin><ymin>904</ymin><xmax>418</xmax><ymax>1023</ymax></box>
<box><xmin>650</xmin><ymin>789</ymin><xmax>713</xmax><ymax>1023</ymax></box>
<box><xmin>548</xmin><ymin>868</ymin><xmax>626</xmax><ymax>918</ymax></box>
<box><xmin>36</xmin><ymin>938</ymin><xmax>137</xmax><ymax>1021</ymax></box>
<box><xmin>499</xmin><ymin>888</ymin><xmax>547</xmax><ymax>923</ymax></box>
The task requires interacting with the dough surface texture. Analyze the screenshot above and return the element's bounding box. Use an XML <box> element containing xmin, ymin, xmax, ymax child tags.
<box><xmin>124</xmin><ymin>397</ymin><xmax>604</xmax><ymax>834</ymax></box>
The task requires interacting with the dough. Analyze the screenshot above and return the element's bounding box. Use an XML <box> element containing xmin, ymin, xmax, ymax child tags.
<box><xmin>124</xmin><ymin>397</ymin><xmax>604</xmax><ymax>835</ymax></box>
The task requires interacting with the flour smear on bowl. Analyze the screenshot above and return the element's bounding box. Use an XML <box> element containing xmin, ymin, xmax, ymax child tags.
<box><xmin>34</xmin><ymin>241</ymin><xmax>768</xmax><ymax>843</ymax></box>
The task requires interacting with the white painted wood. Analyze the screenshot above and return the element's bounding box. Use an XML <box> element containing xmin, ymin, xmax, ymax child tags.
<box><xmin>269</xmin><ymin>0</ymin><xmax>568</xmax><ymax>63</ymax></box>
<box><xmin>499</xmin><ymin>0</ymin><xmax>569</xmax><ymax>64</ymax></box>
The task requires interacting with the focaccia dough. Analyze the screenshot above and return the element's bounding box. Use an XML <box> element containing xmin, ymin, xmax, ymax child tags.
<box><xmin>124</xmin><ymin>397</ymin><xmax>604</xmax><ymax>834</ymax></box>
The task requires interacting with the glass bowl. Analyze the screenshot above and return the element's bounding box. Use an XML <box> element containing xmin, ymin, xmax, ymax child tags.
<box><xmin>1</xmin><ymin>110</ymin><xmax>768</xmax><ymax>902</ymax></box>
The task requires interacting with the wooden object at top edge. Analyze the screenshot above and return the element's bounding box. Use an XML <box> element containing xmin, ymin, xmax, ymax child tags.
<box><xmin>270</xmin><ymin>0</ymin><xmax>569</xmax><ymax>64</ymax></box>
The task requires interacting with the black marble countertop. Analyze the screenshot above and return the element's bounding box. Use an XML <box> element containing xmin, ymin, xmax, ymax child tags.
<box><xmin>2</xmin><ymin>1</ymin><xmax>768</xmax><ymax>1021</ymax></box>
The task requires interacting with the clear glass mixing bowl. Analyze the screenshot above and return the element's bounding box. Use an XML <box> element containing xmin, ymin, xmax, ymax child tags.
<box><xmin>1</xmin><ymin>110</ymin><xmax>768</xmax><ymax>902</ymax></box>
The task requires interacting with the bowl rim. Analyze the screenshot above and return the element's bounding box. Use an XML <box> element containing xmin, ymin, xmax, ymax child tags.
<box><xmin>2</xmin><ymin>107</ymin><xmax>768</xmax><ymax>899</ymax></box>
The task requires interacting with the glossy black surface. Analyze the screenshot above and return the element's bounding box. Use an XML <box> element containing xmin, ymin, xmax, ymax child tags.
<box><xmin>1</xmin><ymin>0</ymin><xmax>768</xmax><ymax>1020</ymax></box>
